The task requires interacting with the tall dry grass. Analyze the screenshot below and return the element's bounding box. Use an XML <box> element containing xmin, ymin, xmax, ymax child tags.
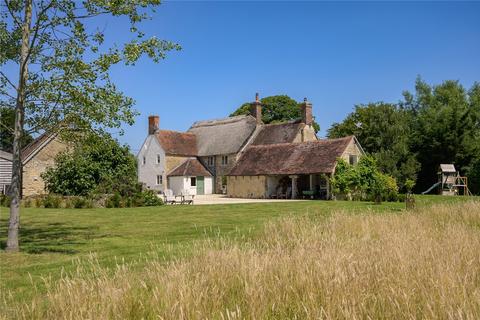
<box><xmin>3</xmin><ymin>202</ymin><xmax>480</xmax><ymax>319</ymax></box>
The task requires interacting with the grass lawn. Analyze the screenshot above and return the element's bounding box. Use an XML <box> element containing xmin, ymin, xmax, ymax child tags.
<box><xmin>0</xmin><ymin>195</ymin><xmax>477</xmax><ymax>302</ymax></box>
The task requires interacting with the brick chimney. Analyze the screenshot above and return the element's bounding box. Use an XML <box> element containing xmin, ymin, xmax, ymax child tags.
<box><xmin>148</xmin><ymin>115</ymin><xmax>159</xmax><ymax>135</ymax></box>
<box><xmin>250</xmin><ymin>93</ymin><xmax>262</xmax><ymax>124</ymax></box>
<box><xmin>300</xmin><ymin>98</ymin><xmax>313</xmax><ymax>126</ymax></box>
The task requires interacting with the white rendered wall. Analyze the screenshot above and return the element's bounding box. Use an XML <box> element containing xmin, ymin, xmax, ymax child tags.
<box><xmin>137</xmin><ymin>135</ymin><xmax>166</xmax><ymax>192</ymax></box>
<box><xmin>204</xmin><ymin>176</ymin><xmax>213</xmax><ymax>194</ymax></box>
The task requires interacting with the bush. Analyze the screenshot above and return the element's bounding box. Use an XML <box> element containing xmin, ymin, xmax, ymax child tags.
<box><xmin>138</xmin><ymin>190</ymin><xmax>163</xmax><ymax>207</ymax></box>
<box><xmin>332</xmin><ymin>156</ymin><xmax>398</xmax><ymax>202</ymax></box>
<box><xmin>106</xmin><ymin>192</ymin><xmax>123</xmax><ymax>208</ymax></box>
<box><xmin>43</xmin><ymin>194</ymin><xmax>62</xmax><ymax>208</ymax></box>
<box><xmin>0</xmin><ymin>194</ymin><xmax>11</xmax><ymax>207</ymax></box>
<box><xmin>72</xmin><ymin>197</ymin><xmax>92</xmax><ymax>209</ymax></box>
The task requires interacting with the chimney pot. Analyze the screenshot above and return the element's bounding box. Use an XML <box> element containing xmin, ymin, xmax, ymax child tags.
<box><xmin>148</xmin><ymin>115</ymin><xmax>159</xmax><ymax>135</ymax></box>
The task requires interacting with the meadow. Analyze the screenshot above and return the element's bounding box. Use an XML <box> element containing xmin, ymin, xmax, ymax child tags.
<box><xmin>1</xmin><ymin>195</ymin><xmax>479</xmax><ymax>319</ymax></box>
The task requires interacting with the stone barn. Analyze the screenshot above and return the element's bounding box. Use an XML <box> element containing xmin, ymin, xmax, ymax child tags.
<box><xmin>227</xmin><ymin>136</ymin><xmax>364</xmax><ymax>199</ymax></box>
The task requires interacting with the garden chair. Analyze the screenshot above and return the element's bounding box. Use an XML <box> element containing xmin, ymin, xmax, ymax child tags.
<box><xmin>163</xmin><ymin>189</ymin><xmax>176</xmax><ymax>205</ymax></box>
<box><xmin>180</xmin><ymin>189</ymin><xmax>194</xmax><ymax>205</ymax></box>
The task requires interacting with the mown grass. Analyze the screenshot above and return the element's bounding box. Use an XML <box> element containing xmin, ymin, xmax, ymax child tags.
<box><xmin>0</xmin><ymin>195</ymin><xmax>478</xmax><ymax>318</ymax></box>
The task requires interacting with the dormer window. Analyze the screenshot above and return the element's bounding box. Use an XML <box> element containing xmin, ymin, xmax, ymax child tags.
<box><xmin>156</xmin><ymin>154</ymin><xmax>161</xmax><ymax>164</ymax></box>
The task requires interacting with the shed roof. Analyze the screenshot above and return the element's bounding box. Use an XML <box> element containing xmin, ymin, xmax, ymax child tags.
<box><xmin>155</xmin><ymin>130</ymin><xmax>197</xmax><ymax>156</ymax></box>
<box><xmin>228</xmin><ymin>136</ymin><xmax>354</xmax><ymax>176</ymax></box>
<box><xmin>167</xmin><ymin>158</ymin><xmax>212</xmax><ymax>177</ymax></box>
<box><xmin>21</xmin><ymin>132</ymin><xmax>57</xmax><ymax>163</ymax></box>
<box><xmin>188</xmin><ymin>115</ymin><xmax>257</xmax><ymax>156</ymax></box>
<box><xmin>439</xmin><ymin>164</ymin><xmax>456</xmax><ymax>173</ymax></box>
<box><xmin>252</xmin><ymin>121</ymin><xmax>308</xmax><ymax>145</ymax></box>
<box><xmin>0</xmin><ymin>150</ymin><xmax>13</xmax><ymax>161</ymax></box>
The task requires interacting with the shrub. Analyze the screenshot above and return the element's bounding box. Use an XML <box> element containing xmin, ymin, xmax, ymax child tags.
<box><xmin>43</xmin><ymin>195</ymin><xmax>62</xmax><ymax>208</ymax></box>
<box><xmin>106</xmin><ymin>192</ymin><xmax>123</xmax><ymax>208</ymax></box>
<box><xmin>72</xmin><ymin>197</ymin><xmax>90</xmax><ymax>209</ymax></box>
<box><xmin>0</xmin><ymin>194</ymin><xmax>11</xmax><ymax>207</ymax></box>
<box><xmin>139</xmin><ymin>190</ymin><xmax>163</xmax><ymax>207</ymax></box>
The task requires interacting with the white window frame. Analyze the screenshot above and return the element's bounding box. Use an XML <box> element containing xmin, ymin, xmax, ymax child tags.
<box><xmin>156</xmin><ymin>154</ymin><xmax>161</xmax><ymax>164</ymax></box>
<box><xmin>142</xmin><ymin>156</ymin><xmax>146</xmax><ymax>165</ymax></box>
<box><xmin>156</xmin><ymin>175</ymin><xmax>162</xmax><ymax>185</ymax></box>
<box><xmin>190</xmin><ymin>177</ymin><xmax>196</xmax><ymax>187</ymax></box>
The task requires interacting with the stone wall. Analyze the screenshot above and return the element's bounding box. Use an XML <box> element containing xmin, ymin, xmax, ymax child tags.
<box><xmin>227</xmin><ymin>175</ymin><xmax>267</xmax><ymax>198</ymax></box>
<box><xmin>340</xmin><ymin>138</ymin><xmax>363</xmax><ymax>163</ymax></box>
<box><xmin>22</xmin><ymin>137</ymin><xmax>67</xmax><ymax>197</ymax></box>
<box><xmin>200</xmin><ymin>153</ymin><xmax>238</xmax><ymax>193</ymax></box>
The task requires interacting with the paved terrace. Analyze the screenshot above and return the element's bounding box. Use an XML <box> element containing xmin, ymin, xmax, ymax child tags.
<box><xmin>193</xmin><ymin>194</ymin><xmax>307</xmax><ymax>205</ymax></box>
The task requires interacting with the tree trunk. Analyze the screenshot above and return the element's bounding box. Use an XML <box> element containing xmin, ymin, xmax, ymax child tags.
<box><xmin>6</xmin><ymin>0</ymin><xmax>32</xmax><ymax>252</ymax></box>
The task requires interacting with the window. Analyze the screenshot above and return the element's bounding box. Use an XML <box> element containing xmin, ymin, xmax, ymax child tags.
<box><xmin>349</xmin><ymin>154</ymin><xmax>358</xmax><ymax>165</ymax></box>
<box><xmin>156</xmin><ymin>175</ymin><xmax>162</xmax><ymax>185</ymax></box>
<box><xmin>207</xmin><ymin>156</ymin><xmax>215</xmax><ymax>166</ymax></box>
<box><xmin>221</xmin><ymin>155</ymin><xmax>228</xmax><ymax>166</ymax></box>
<box><xmin>142</xmin><ymin>156</ymin><xmax>146</xmax><ymax>165</ymax></box>
<box><xmin>156</xmin><ymin>154</ymin><xmax>161</xmax><ymax>164</ymax></box>
<box><xmin>190</xmin><ymin>177</ymin><xmax>196</xmax><ymax>187</ymax></box>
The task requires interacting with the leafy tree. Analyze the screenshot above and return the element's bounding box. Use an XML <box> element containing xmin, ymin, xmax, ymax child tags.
<box><xmin>328</xmin><ymin>103</ymin><xmax>419</xmax><ymax>189</ymax></box>
<box><xmin>231</xmin><ymin>95</ymin><xmax>320</xmax><ymax>132</ymax></box>
<box><xmin>0</xmin><ymin>106</ymin><xmax>33</xmax><ymax>152</ymax></box>
<box><xmin>403</xmin><ymin>78</ymin><xmax>480</xmax><ymax>192</ymax></box>
<box><xmin>1</xmin><ymin>0</ymin><xmax>180</xmax><ymax>251</ymax></box>
<box><xmin>42</xmin><ymin>132</ymin><xmax>137</xmax><ymax>197</ymax></box>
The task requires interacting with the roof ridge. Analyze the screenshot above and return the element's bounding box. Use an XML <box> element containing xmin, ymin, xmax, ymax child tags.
<box><xmin>156</xmin><ymin>129</ymin><xmax>195</xmax><ymax>135</ymax></box>
<box><xmin>189</xmin><ymin>115</ymin><xmax>253</xmax><ymax>128</ymax></box>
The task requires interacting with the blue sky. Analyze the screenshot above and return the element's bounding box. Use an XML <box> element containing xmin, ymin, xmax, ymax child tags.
<box><xmin>107</xmin><ymin>1</ymin><xmax>480</xmax><ymax>151</ymax></box>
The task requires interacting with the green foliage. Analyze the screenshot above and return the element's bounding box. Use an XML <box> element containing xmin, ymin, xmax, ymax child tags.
<box><xmin>231</xmin><ymin>95</ymin><xmax>320</xmax><ymax>132</ymax></box>
<box><xmin>403</xmin><ymin>78</ymin><xmax>480</xmax><ymax>193</ymax></box>
<box><xmin>0</xmin><ymin>107</ymin><xmax>33</xmax><ymax>152</ymax></box>
<box><xmin>42</xmin><ymin>132</ymin><xmax>138</xmax><ymax>196</ymax></box>
<box><xmin>328</xmin><ymin>78</ymin><xmax>480</xmax><ymax>194</ymax></box>
<box><xmin>106</xmin><ymin>190</ymin><xmax>163</xmax><ymax>208</ymax></box>
<box><xmin>405</xmin><ymin>179</ymin><xmax>416</xmax><ymax>193</ymax></box>
<box><xmin>1</xmin><ymin>0</ymin><xmax>180</xmax><ymax>139</ymax></box>
<box><xmin>0</xmin><ymin>194</ymin><xmax>12</xmax><ymax>207</ymax></box>
<box><xmin>328</xmin><ymin>102</ymin><xmax>419</xmax><ymax>189</ymax></box>
<box><xmin>42</xmin><ymin>195</ymin><xmax>62</xmax><ymax>209</ymax></box>
<box><xmin>331</xmin><ymin>156</ymin><xmax>398</xmax><ymax>202</ymax></box>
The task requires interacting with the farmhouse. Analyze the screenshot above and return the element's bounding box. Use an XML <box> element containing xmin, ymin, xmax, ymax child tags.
<box><xmin>137</xmin><ymin>94</ymin><xmax>362</xmax><ymax>198</ymax></box>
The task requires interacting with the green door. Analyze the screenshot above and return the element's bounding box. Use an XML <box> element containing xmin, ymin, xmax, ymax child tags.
<box><xmin>196</xmin><ymin>176</ymin><xmax>205</xmax><ymax>195</ymax></box>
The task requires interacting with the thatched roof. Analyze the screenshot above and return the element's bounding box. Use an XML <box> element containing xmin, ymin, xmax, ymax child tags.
<box><xmin>252</xmin><ymin>121</ymin><xmax>308</xmax><ymax>145</ymax></box>
<box><xmin>228</xmin><ymin>136</ymin><xmax>355</xmax><ymax>176</ymax></box>
<box><xmin>188</xmin><ymin>115</ymin><xmax>257</xmax><ymax>156</ymax></box>
<box><xmin>155</xmin><ymin>130</ymin><xmax>197</xmax><ymax>156</ymax></box>
<box><xmin>167</xmin><ymin>158</ymin><xmax>212</xmax><ymax>177</ymax></box>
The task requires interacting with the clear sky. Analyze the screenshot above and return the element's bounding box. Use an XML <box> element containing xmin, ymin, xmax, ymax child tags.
<box><xmin>106</xmin><ymin>1</ymin><xmax>480</xmax><ymax>152</ymax></box>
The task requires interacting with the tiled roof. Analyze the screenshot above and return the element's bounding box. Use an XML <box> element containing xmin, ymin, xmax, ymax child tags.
<box><xmin>167</xmin><ymin>158</ymin><xmax>212</xmax><ymax>177</ymax></box>
<box><xmin>155</xmin><ymin>130</ymin><xmax>197</xmax><ymax>156</ymax></box>
<box><xmin>188</xmin><ymin>115</ymin><xmax>257</xmax><ymax>156</ymax></box>
<box><xmin>252</xmin><ymin>121</ymin><xmax>307</xmax><ymax>145</ymax></box>
<box><xmin>228</xmin><ymin>136</ymin><xmax>355</xmax><ymax>176</ymax></box>
<box><xmin>21</xmin><ymin>132</ymin><xmax>56</xmax><ymax>163</ymax></box>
